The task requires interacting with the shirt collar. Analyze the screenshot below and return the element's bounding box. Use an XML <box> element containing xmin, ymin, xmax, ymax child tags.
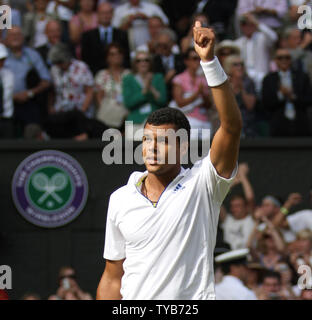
<box><xmin>135</xmin><ymin>166</ymin><xmax>188</xmax><ymax>189</ymax></box>
<box><xmin>99</xmin><ymin>25</ymin><xmax>112</xmax><ymax>33</ymax></box>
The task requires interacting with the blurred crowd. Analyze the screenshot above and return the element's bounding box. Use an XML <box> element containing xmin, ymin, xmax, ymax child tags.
<box><xmin>0</xmin><ymin>0</ymin><xmax>311</xmax><ymax>140</ymax></box>
<box><xmin>214</xmin><ymin>162</ymin><xmax>312</xmax><ymax>300</ymax></box>
<box><xmin>0</xmin><ymin>266</ymin><xmax>94</xmax><ymax>300</ymax></box>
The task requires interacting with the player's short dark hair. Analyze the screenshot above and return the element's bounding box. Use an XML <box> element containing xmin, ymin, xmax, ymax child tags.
<box><xmin>144</xmin><ymin>107</ymin><xmax>191</xmax><ymax>144</ymax></box>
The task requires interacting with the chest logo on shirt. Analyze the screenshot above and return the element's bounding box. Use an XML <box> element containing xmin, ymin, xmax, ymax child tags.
<box><xmin>173</xmin><ymin>183</ymin><xmax>185</xmax><ymax>193</ymax></box>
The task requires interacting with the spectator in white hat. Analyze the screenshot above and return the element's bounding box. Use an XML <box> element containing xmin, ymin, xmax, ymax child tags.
<box><xmin>0</xmin><ymin>43</ymin><xmax>15</xmax><ymax>138</ymax></box>
<box><xmin>215</xmin><ymin>248</ymin><xmax>258</xmax><ymax>300</ymax></box>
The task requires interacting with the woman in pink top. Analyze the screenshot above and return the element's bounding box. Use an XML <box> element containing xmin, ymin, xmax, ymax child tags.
<box><xmin>172</xmin><ymin>48</ymin><xmax>212</xmax><ymax>139</ymax></box>
<box><xmin>69</xmin><ymin>0</ymin><xmax>98</xmax><ymax>59</ymax></box>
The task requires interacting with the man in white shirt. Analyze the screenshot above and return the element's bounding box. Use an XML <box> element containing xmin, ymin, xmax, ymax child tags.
<box><xmin>235</xmin><ymin>13</ymin><xmax>277</xmax><ymax>93</ymax></box>
<box><xmin>96</xmin><ymin>21</ymin><xmax>242</xmax><ymax>300</ymax></box>
<box><xmin>112</xmin><ymin>0</ymin><xmax>169</xmax><ymax>51</ymax></box>
<box><xmin>273</xmin><ymin>190</ymin><xmax>312</xmax><ymax>234</ymax></box>
<box><xmin>215</xmin><ymin>249</ymin><xmax>258</xmax><ymax>300</ymax></box>
<box><xmin>221</xmin><ymin>195</ymin><xmax>255</xmax><ymax>250</ymax></box>
<box><xmin>0</xmin><ymin>43</ymin><xmax>14</xmax><ymax>138</ymax></box>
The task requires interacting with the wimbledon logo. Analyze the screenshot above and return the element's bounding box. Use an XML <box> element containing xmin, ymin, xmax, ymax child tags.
<box><xmin>12</xmin><ymin>150</ymin><xmax>88</xmax><ymax>228</ymax></box>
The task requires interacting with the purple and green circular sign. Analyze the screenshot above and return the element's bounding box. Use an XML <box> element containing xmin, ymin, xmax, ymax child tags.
<box><xmin>12</xmin><ymin>150</ymin><xmax>88</xmax><ymax>228</ymax></box>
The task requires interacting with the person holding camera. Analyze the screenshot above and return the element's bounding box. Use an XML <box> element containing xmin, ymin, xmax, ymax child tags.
<box><xmin>48</xmin><ymin>266</ymin><xmax>93</xmax><ymax>300</ymax></box>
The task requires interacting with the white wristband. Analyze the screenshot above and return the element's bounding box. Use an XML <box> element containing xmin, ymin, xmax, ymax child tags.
<box><xmin>200</xmin><ymin>56</ymin><xmax>228</xmax><ymax>87</ymax></box>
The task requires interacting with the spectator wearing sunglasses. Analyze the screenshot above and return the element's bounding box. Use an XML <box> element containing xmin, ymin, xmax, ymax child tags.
<box><xmin>171</xmin><ymin>48</ymin><xmax>212</xmax><ymax>140</ymax></box>
<box><xmin>223</xmin><ymin>55</ymin><xmax>257</xmax><ymax>137</ymax></box>
<box><xmin>48</xmin><ymin>266</ymin><xmax>93</xmax><ymax>300</ymax></box>
<box><xmin>282</xmin><ymin>27</ymin><xmax>312</xmax><ymax>86</ymax></box>
<box><xmin>215</xmin><ymin>40</ymin><xmax>241</xmax><ymax>68</ymax></box>
<box><xmin>122</xmin><ymin>51</ymin><xmax>167</xmax><ymax>136</ymax></box>
<box><xmin>262</xmin><ymin>48</ymin><xmax>312</xmax><ymax>137</ymax></box>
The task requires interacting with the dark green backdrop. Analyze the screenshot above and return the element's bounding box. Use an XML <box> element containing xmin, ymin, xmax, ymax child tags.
<box><xmin>1</xmin><ymin>139</ymin><xmax>312</xmax><ymax>299</ymax></box>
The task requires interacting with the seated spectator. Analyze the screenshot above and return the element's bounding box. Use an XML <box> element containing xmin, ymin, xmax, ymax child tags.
<box><xmin>21</xmin><ymin>292</ymin><xmax>41</xmax><ymax>300</ymax></box>
<box><xmin>134</xmin><ymin>16</ymin><xmax>179</xmax><ymax>57</ymax></box>
<box><xmin>274</xmin><ymin>262</ymin><xmax>297</xmax><ymax>299</ymax></box>
<box><xmin>25</xmin><ymin>110</ymin><xmax>107</xmax><ymax>140</ymax></box>
<box><xmin>235</xmin><ymin>13</ymin><xmax>278</xmax><ymax>93</ymax></box>
<box><xmin>4</xmin><ymin>26</ymin><xmax>51</xmax><ymax>130</ymax></box>
<box><xmin>153</xmin><ymin>28</ymin><xmax>185</xmax><ymax>101</ymax></box>
<box><xmin>273</xmin><ymin>189</ymin><xmax>312</xmax><ymax>236</ymax></box>
<box><xmin>257</xmin><ymin>194</ymin><xmax>296</xmax><ymax>243</ymax></box>
<box><xmin>122</xmin><ymin>50</ymin><xmax>167</xmax><ymax>133</ymax></box>
<box><xmin>237</xmin><ymin>0</ymin><xmax>288</xmax><ymax>30</ymax></box>
<box><xmin>283</xmin><ymin>27</ymin><xmax>312</xmax><ymax>84</ymax></box>
<box><xmin>37</xmin><ymin>20</ymin><xmax>63</xmax><ymax>68</ymax></box>
<box><xmin>245</xmin><ymin>262</ymin><xmax>264</xmax><ymax>294</ymax></box>
<box><xmin>220</xmin><ymin>163</ymin><xmax>256</xmax><ymax>250</ymax></box>
<box><xmin>289</xmin><ymin>229</ymin><xmax>312</xmax><ymax>269</ymax></box>
<box><xmin>223</xmin><ymin>55</ymin><xmax>257</xmax><ymax>137</ymax></box>
<box><xmin>69</xmin><ymin>0</ymin><xmax>98</xmax><ymax>59</ymax></box>
<box><xmin>258</xmin><ymin>270</ymin><xmax>283</xmax><ymax>300</ymax></box>
<box><xmin>48</xmin><ymin>43</ymin><xmax>94</xmax><ymax>118</ymax></box>
<box><xmin>48</xmin><ymin>266</ymin><xmax>93</xmax><ymax>300</ymax></box>
<box><xmin>160</xmin><ymin>1</ymin><xmax>196</xmax><ymax>41</ymax></box>
<box><xmin>23</xmin><ymin>0</ymin><xmax>52</xmax><ymax>48</ymax></box>
<box><xmin>171</xmin><ymin>48</ymin><xmax>212</xmax><ymax>140</ymax></box>
<box><xmin>180</xmin><ymin>13</ymin><xmax>209</xmax><ymax>55</ymax></box>
<box><xmin>221</xmin><ymin>172</ymin><xmax>255</xmax><ymax>250</ymax></box>
<box><xmin>81</xmin><ymin>2</ymin><xmax>130</xmax><ymax>75</ymax></box>
<box><xmin>215</xmin><ymin>249</ymin><xmax>258</xmax><ymax>300</ymax></box>
<box><xmin>46</xmin><ymin>0</ymin><xmax>76</xmax><ymax>43</ymax></box>
<box><xmin>95</xmin><ymin>43</ymin><xmax>130</xmax><ymax>129</ymax></box>
<box><xmin>0</xmin><ymin>44</ymin><xmax>15</xmax><ymax>139</ymax></box>
<box><xmin>248</xmin><ymin>217</ymin><xmax>286</xmax><ymax>270</ymax></box>
<box><xmin>195</xmin><ymin>0</ymin><xmax>238</xmax><ymax>40</ymax></box>
<box><xmin>262</xmin><ymin>48</ymin><xmax>312</xmax><ymax>137</ymax></box>
<box><xmin>215</xmin><ymin>40</ymin><xmax>241</xmax><ymax>67</ymax></box>
<box><xmin>112</xmin><ymin>0</ymin><xmax>169</xmax><ymax>51</ymax></box>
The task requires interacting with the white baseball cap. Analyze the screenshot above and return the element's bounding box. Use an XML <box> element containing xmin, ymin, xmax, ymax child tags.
<box><xmin>0</xmin><ymin>43</ymin><xmax>8</xmax><ymax>60</ymax></box>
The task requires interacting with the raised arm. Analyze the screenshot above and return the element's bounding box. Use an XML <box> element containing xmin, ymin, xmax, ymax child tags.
<box><xmin>193</xmin><ymin>21</ymin><xmax>242</xmax><ymax>179</ymax></box>
<box><xmin>96</xmin><ymin>259</ymin><xmax>125</xmax><ymax>300</ymax></box>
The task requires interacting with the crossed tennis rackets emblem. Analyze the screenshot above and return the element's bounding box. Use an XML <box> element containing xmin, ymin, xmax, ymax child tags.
<box><xmin>31</xmin><ymin>172</ymin><xmax>68</xmax><ymax>205</ymax></box>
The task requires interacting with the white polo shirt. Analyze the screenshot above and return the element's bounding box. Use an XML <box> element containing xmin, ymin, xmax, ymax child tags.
<box><xmin>215</xmin><ymin>275</ymin><xmax>257</xmax><ymax>300</ymax></box>
<box><xmin>287</xmin><ymin>210</ymin><xmax>312</xmax><ymax>233</ymax></box>
<box><xmin>103</xmin><ymin>152</ymin><xmax>237</xmax><ymax>300</ymax></box>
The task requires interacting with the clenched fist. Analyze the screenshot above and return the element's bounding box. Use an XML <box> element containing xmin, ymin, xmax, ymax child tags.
<box><xmin>193</xmin><ymin>21</ymin><xmax>215</xmax><ymax>63</ymax></box>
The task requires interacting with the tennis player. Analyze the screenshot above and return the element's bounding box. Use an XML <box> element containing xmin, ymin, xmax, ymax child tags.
<box><xmin>97</xmin><ymin>21</ymin><xmax>242</xmax><ymax>300</ymax></box>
